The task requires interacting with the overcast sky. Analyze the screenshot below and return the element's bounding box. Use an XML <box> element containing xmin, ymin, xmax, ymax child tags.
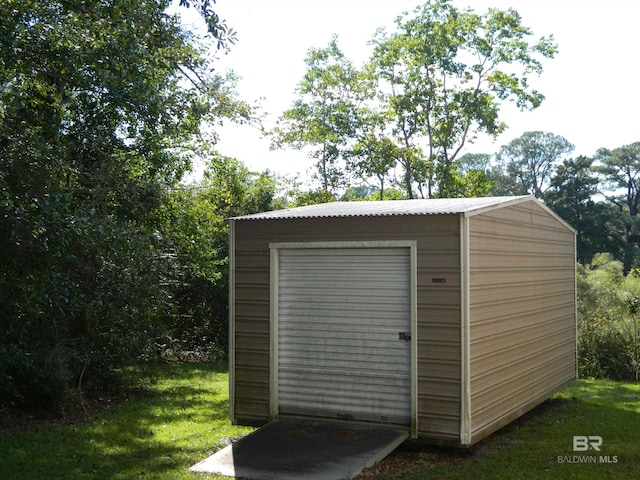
<box><xmin>178</xmin><ymin>0</ymin><xmax>640</xmax><ymax>178</ymax></box>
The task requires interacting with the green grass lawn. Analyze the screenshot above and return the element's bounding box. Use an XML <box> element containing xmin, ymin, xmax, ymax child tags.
<box><xmin>357</xmin><ymin>380</ymin><xmax>640</xmax><ymax>480</ymax></box>
<box><xmin>0</xmin><ymin>363</ymin><xmax>253</xmax><ymax>480</ymax></box>
<box><xmin>1</xmin><ymin>364</ymin><xmax>638</xmax><ymax>480</ymax></box>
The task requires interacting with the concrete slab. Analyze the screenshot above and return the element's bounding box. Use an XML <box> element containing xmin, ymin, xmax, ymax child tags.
<box><xmin>190</xmin><ymin>418</ymin><xmax>408</xmax><ymax>480</ymax></box>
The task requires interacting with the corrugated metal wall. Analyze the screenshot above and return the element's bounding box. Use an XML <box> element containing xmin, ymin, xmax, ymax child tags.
<box><xmin>231</xmin><ymin>216</ymin><xmax>462</xmax><ymax>441</ymax></box>
<box><xmin>467</xmin><ymin>201</ymin><xmax>576</xmax><ymax>444</ymax></box>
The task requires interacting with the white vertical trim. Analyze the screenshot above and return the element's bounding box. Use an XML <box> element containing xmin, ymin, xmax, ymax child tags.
<box><xmin>228</xmin><ymin>220</ymin><xmax>236</xmax><ymax>423</ymax></box>
<box><xmin>409</xmin><ymin>241</ymin><xmax>418</xmax><ymax>438</ymax></box>
<box><xmin>269</xmin><ymin>245</ymin><xmax>279</xmax><ymax>419</ymax></box>
<box><xmin>573</xmin><ymin>235</ymin><xmax>579</xmax><ymax>380</ymax></box>
<box><xmin>460</xmin><ymin>215</ymin><xmax>472</xmax><ymax>445</ymax></box>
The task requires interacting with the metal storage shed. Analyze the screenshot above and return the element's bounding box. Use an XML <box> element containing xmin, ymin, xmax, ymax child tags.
<box><xmin>228</xmin><ymin>195</ymin><xmax>576</xmax><ymax>446</ymax></box>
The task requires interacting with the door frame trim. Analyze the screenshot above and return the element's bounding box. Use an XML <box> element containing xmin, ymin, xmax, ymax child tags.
<box><xmin>269</xmin><ymin>240</ymin><xmax>418</xmax><ymax>437</ymax></box>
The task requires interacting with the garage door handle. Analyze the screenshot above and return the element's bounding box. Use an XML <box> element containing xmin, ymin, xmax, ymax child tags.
<box><xmin>398</xmin><ymin>332</ymin><xmax>411</xmax><ymax>342</ymax></box>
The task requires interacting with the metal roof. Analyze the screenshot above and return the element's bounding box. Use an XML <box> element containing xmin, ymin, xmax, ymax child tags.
<box><xmin>231</xmin><ymin>196</ymin><xmax>533</xmax><ymax>220</ymax></box>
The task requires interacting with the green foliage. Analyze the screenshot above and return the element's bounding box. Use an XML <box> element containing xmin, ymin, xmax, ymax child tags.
<box><xmin>178</xmin><ymin>0</ymin><xmax>237</xmax><ymax>50</ymax></box>
<box><xmin>496</xmin><ymin>131</ymin><xmax>574</xmax><ymax>197</ymax></box>
<box><xmin>368</xmin><ymin>0</ymin><xmax>557</xmax><ymax>198</ymax></box>
<box><xmin>339</xmin><ymin>186</ymin><xmax>404</xmax><ymax>202</ymax></box>
<box><xmin>159</xmin><ymin>157</ymin><xmax>281</xmax><ymax>355</ymax></box>
<box><xmin>270</xmin><ymin>36</ymin><xmax>361</xmax><ymax>194</ymax></box>
<box><xmin>289</xmin><ymin>188</ymin><xmax>338</xmax><ymax>206</ymax></box>
<box><xmin>595</xmin><ymin>142</ymin><xmax>640</xmax><ymax>274</ymax></box>
<box><xmin>0</xmin><ymin>0</ymin><xmax>252</xmax><ymax>411</ymax></box>
<box><xmin>271</xmin><ymin>1</ymin><xmax>556</xmax><ymax>199</ymax></box>
<box><xmin>346</xmin><ymin>121</ymin><xmax>401</xmax><ymax>199</ymax></box>
<box><xmin>544</xmin><ymin>156</ymin><xmax>620</xmax><ymax>263</ymax></box>
<box><xmin>577</xmin><ymin>254</ymin><xmax>640</xmax><ymax>380</ymax></box>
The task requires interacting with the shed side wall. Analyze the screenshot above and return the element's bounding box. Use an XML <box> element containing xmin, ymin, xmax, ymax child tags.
<box><xmin>232</xmin><ymin>215</ymin><xmax>462</xmax><ymax>441</ymax></box>
<box><xmin>468</xmin><ymin>201</ymin><xmax>576</xmax><ymax>444</ymax></box>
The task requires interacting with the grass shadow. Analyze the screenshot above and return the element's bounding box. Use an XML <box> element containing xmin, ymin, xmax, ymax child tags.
<box><xmin>0</xmin><ymin>362</ymin><xmax>251</xmax><ymax>480</ymax></box>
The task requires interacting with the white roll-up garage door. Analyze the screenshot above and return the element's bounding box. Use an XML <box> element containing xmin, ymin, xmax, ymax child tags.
<box><xmin>275</xmin><ymin>246</ymin><xmax>412</xmax><ymax>425</ymax></box>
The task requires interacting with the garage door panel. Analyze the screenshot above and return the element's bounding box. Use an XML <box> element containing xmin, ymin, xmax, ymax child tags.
<box><xmin>281</xmin><ymin>322</ymin><xmax>410</xmax><ymax>342</ymax></box>
<box><xmin>277</xmin><ymin>247</ymin><xmax>411</xmax><ymax>425</ymax></box>
<box><xmin>279</xmin><ymin>336</ymin><xmax>410</xmax><ymax>354</ymax></box>
<box><xmin>279</xmin><ymin>308</ymin><xmax>409</xmax><ymax>322</ymax></box>
<box><xmin>279</xmin><ymin>293</ymin><xmax>410</xmax><ymax>305</ymax></box>
<box><xmin>279</xmin><ymin>353</ymin><xmax>410</xmax><ymax>370</ymax></box>
<box><xmin>279</xmin><ymin>340</ymin><xmax>410</xmax><ymax>354</ymax></box>
<box><xmin>280</xmin><ymin>371</ymin><xmax>410</xmax><ymax>392</ymax></box>
<box><xmin>280</xmin><ymin>285</ymin><xmax>410</xmax><ymax>298</ymax></box>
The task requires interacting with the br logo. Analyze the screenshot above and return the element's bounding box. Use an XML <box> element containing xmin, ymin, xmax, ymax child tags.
<box><xmin>573</xmin><ymin>436</ymin><xmax>602</xmax><ymax>452</ymax></box>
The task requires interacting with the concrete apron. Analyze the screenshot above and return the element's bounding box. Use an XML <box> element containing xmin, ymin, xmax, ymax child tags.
<box><xmin>190</xmin><ymin>417</ymin><xmax>409</xmax><ymax>480</ymax></box>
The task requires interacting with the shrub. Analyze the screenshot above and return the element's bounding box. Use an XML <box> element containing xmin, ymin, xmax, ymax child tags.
<box><xmin>577</xmin><ymin>254</ymin><xmax>640</xmax><ymax>380</ymax></box>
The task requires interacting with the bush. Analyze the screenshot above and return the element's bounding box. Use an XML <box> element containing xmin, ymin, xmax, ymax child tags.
<box><xmin>0</xmin><ymin>0</ymin><xmax>253</xmax><ymax>415</ymax></box>
<box><xmin>578</xmin><ymin>254</ymin><xmax>640</xmax><ymax>380</ymax></box>
<box><xmin>0</xmin><ymin>199</ymin><xmax>173</xmax><ymax>411</ymax></box>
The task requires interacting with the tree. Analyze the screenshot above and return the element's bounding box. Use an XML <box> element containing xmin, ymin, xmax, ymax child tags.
<box><xmin>270</xmin><ymin>1</ymin><xmax>556</xmax><ymax>200</ymax></box>
<box><xmin>452</xmin><ymin>153</ymin><xmax>494</xmax><ymax>197</ymax></box>
<box><xmin>270</xmin><ymin>36</ymin><xmax>360</xmax><ymax>195</ymax></box>
<box><xmin>596</xmin><ymin>142</ymin><xmax>640</xmax><ymax>273</ymax></box>
<box><xmin>0</xmin><ymin>0</ymin><xmax>251</xmax><ymax>410</ymax></box>
<box><xmin>345</xmin><ymin>107</ymin><xmax>400</xmax><ymax>199</ymax></box>
<box><xmin>369</xmin><ymin>0</ymin><xmax>557</xmax><ymax>198</ymax></box>
<box><xmin>544</xmin><ymin>156</ymin><xmax>617</xmax><ymax>263</ymax></box>
<box><xmin>161</xmin><ymin>156</ymin><xmax>282</xmax><ymax>357</ymax></box>
<box><xmin>178</xmin><ymin>0</ymin><xmax>237</xmax><ymax>50</ymax></box>
<box><xmin>496</xmin><ymin>131</ymin><xmax>574</xmax><ymax>197</ymax></box>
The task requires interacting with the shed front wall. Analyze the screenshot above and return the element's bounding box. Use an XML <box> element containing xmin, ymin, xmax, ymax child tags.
<box><xmin>467</xmin><ymin>201</ymin><xmax>576</xmax><ymax>445</ymax></box>
<box><xmin>231</xmin><ymin>215</ymin><xmax>462</xmax><ymax>442</ymax></box>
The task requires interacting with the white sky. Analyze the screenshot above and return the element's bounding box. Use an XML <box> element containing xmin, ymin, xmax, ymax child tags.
<box><xmin>178</xmin><ymin>0</ymin><xmax>640</xmax><ymax>178</ymax></box>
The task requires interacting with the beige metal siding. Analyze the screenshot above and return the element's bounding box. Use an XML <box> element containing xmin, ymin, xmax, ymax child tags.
<box><xmin>467</xmin><ymin>201</ymin><xmax>576</xmax><ymax>444</ymax></box>
<box><xmin>233</xmin><ymin>244</ymin><xmax>271</xmax><ymax>423</ymax></box>
<box><xmin>231</xmin><ymin>216</ymin><xmax>461</xmax><ymax>441</ymax></box>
